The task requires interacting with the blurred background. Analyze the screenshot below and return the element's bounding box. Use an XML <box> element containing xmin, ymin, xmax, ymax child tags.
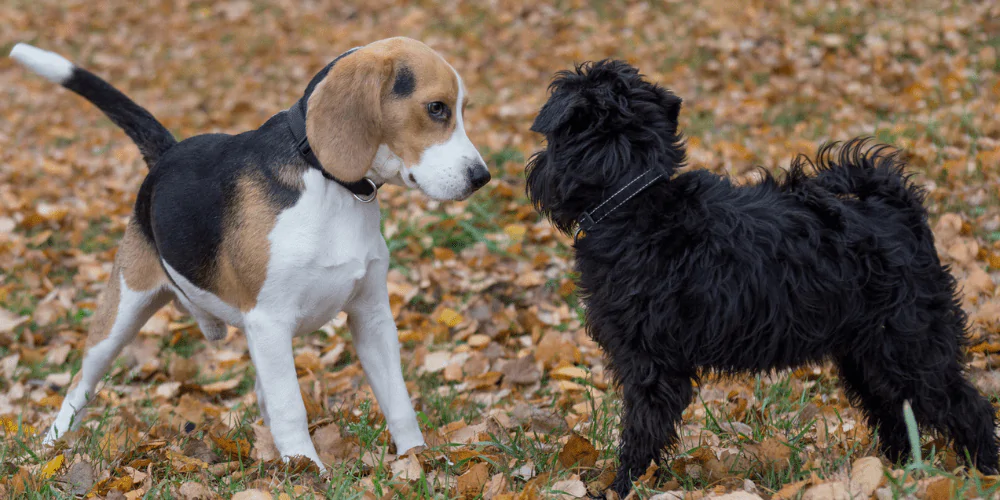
<box><xmin>2</xmin><ymin>0</ymin><xmax>1000</xmax><ymax>497</ymax></box>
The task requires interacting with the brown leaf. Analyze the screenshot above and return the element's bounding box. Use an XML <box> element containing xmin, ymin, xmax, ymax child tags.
<box><xmin>714</xmin><ymin>493</ymin><xmax>763</xmax><ymax>500</ymax></box>
<box><xmin>231</xmin><ymin>490</ymin><xmax>273</xmax><ymax>500</ymax></box>
<box><xmin>390</xmin><ymin>452</ymin><xmax>423</xmax><ymax>481</ymax></box>
<box><xmin>60</xmin><ymin>460</ymin><xmax>94</xmax><ymax>496</ymax></box>
<box><xmin>501</xmin><ymin>354</ymin><xmax>541</xmax><ymax>385</ymax></box>
<box><xmin>91</xmin><ymin>475</ymin><xmax>135</xmax><ymax>497</ymax></box>
<box><xmin>965</xmin><ymin>267</ymin><xmax>995</xmax><ymax>296</ymax></box>
<box><xmin>294</xmin><ymin>350</ymin><xmax>321</xmax><ymax>374</ymax></box>
<box><xmin>456</xmin><ymin>462</ymin><xmax>490</xmax><ymax>499</ymax></box>
<box><xmin>178</xmin><ymin>482</ymin><xmax>219</xmax><ymax>500</ymax></box>
<box><xmin>550</xmin><ymin>478</ymin><xmax>587</xmax><ymax>499</ymax></box>
<box><xmin>301</xmin><ymin>388</ymin><xmax>323</xmax><ymax>422</ymax></box>
<box><xmin>0</xmin><ymin>308</ymin><xmax>28</xmax><ymax>334</ymax></box>
<box><xmin>182</xmin><ymin>438</ymin><xmax>218</xmax><ymax>464</ymax></box>
<box><xmin>849</xmin><ymin>456</ymin><xmax>884</xmax><ymax>498</ymax></box>
<box><xmin>772</xmin><ymin>479</ymin><xmax>810</xmax><ymax>500</ymax></box>
<box><xmin>802</xmin><ymin>481</ymin><xmax>850</xmax><ymax>500</ymax></box>
<box><xmin>250</xmin><ymin>424</ymin><xmax>280</xmax><ymax>462</ymax></box>
<box><xmin>550</xmin><ymin>365</ymin><xmax>589</xmax><ymax>381</ymax></box>
<box><xmin>313</xmin><ymin>422</ymin><xmax>354</xmax><ymax>463</ymax></box>
<box><xmin>558</xmin><ymin>433</ymin><xmax>599</xmax><ymax>469</ymax></box>
<box><xmin>210</xmin><ymin>434</ymin><xmax>252</xmax><ymax>462</ymax></box>
<box><xmin>483</xmin><ymin>473</ymin><xmax>509</xmax><ymax>500</ymax></box>
<box><xmin>467</xmin><ymin>371</ymin><xmax>503</xmax><ymax>390</ymax></box>
<box><xmin>166</xmin><ymin>449</ymin><xmax>209</xmax><ymax>473</ymax></box>
<box><xmin>924</xmin><ymin>477</ymin><xmax>956</xmax><ymax>500</ymax></box>
<box><xmin>948</xmin><ymin>240</ymin><xmax>978</xmax><ymax>265</ymax></box>
<box><xmin>535</xmin><ymin>331</ymin><xmax>580</xmax><ymax>368</ymax></box>
<box><xmin>199</xmin><ymin>378</ymin><xmax>240</xmax><ymax>395</ymax></box>
<box><xmin>586</xmin><ymin>468</ymin><xmax>616</xmax><ymax>496</ymax></box>
<box><xmin>757</xmin><ymin>437</ymin><xmax>791</xmax><ymax>471</ymax></box>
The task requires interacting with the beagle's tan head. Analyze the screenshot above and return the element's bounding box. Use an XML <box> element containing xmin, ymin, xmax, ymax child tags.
<box><xmin>306</xmin><ymin>37</ymin><xmax>490</xmax><ymax>200</ymax></box>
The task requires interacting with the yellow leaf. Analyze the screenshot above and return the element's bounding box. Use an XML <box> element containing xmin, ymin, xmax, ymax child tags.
<box><xmin>504</xmin><ymin>224</ymin><xmax>527</xmax><ymax>241</ymax></box>
<box><xmin>40</xmin><ymin>454</ymin><xmax>65</xmax><ymax>479</ymax></box>
<box><xmin>1</xmin><ymin>416</ymin><xmax>37</xmax><ymax>436</ymax></box>
<box><xmin>438</xmin><ymin>308</ymin><xmax>463</xmax><ymax>328</ymax></box>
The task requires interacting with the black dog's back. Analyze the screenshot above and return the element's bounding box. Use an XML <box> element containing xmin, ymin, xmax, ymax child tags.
<box><xmin>526</xmin><ymin>60</ymin><xmax>998</xmax><ymax>497</ymax></box>
<box><xmin>579</xmin><ymin>142</ymin><xmax>947</xmax><ymax>373</ymax></box>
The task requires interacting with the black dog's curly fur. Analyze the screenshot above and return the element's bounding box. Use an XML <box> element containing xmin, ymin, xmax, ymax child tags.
<box><xmin>526</xmin><ymin>60</ymin><xmax>999</xmax><ymax>496</ymax></box>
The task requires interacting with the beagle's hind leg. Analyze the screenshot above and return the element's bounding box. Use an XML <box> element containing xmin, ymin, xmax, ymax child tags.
<box><xmin>44</xmin><ymin>222</ymin><xmax>172</xmax><ymax>444</ymax></box>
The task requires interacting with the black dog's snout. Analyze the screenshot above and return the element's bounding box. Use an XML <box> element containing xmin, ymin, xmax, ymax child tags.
<box><xmin>466</xmin><ymin>162</ymin><xmax>491</xmax><ymax>190</ymax></box>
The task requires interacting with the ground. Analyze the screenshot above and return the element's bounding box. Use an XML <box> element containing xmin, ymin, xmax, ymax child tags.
<box><xmin>2</xmin><ymin>0</ymin><xmax>1000</xmax><ymax>499</ymax></box>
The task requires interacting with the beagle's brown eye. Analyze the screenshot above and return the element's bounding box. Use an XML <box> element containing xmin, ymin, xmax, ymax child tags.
<box><xmin>427</xmin><ymin>101</ymin><xmax>450</xmax><ymax>121</ymax></box>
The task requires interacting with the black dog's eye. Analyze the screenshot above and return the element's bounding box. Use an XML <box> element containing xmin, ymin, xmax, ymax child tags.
<box><xmin>427</xmin><ymin>101</ymin><xmax>450</xmax><ymax>121</ymax></box>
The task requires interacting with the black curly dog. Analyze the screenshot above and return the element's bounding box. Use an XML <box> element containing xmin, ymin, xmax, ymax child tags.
<box><xmin>525</xmin><ymin>60</ymin><xmax>998</xmax><ymax>496</ymax></box>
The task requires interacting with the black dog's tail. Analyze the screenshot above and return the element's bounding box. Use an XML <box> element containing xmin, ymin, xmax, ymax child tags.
<box><xmin>10</xmin><ymin>43</ymin><xmax>177</xmax><ymax>168</ymax></box>
<box><xmin>792</xmin><ymin>137</ymin><xmax>927</xmax><ymax>214</ymax></box>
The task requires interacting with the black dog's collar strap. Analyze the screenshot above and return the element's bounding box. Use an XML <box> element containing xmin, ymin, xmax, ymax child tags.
<box><xmin>285</xmin><ymin>98</ymin><xmax>379</xmax><ymax>200</ymax></box>
<box><xmin>576</xmin><ymin>170</ymin><xmax>665</xmax><ymax>241</ymax></box>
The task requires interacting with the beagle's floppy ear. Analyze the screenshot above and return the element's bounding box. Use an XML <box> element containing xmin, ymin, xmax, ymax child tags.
<box><xmin>306</xmin><ymin>50</ymin><xmax>392</xmax><ymax>182</ymax></box>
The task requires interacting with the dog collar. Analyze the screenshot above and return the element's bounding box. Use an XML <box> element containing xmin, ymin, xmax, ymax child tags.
<box><xmin>575</xmin><ymin>169</ymin><xmax>665</xmax><ymax>241</ymax></box>
<box><xmin>284</xmin><ymin>97</ymin><xmax>380</xmax><ymax>203</ymax></box>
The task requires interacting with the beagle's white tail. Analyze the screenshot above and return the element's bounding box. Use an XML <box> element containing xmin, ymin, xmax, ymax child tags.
<box><xmin>10</xmin><ymin>43</ymin><xmax>177</xmax><ymax>168</ymax></box>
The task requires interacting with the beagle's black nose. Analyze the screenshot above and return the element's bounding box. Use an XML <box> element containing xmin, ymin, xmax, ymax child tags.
<box><xmin>467</xmin><ymin>162</ymin><xmax>491</xmax><ymax>190</ymax></box>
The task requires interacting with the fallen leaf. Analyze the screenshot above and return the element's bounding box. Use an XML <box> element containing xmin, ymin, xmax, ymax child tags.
<box><xmin>501</xmin><ymin>354</ymin><xmax>541</xmax><ymax>385</ymax></box>
<box><xmin>849</xmin><ymin>456</ymin><xmax>884</xmax><ymax>498</ymax></box>
<box><xmin>550</xmin><ymin>365</ymin><xmax>589</xmax><ymax>381</ymax></box>
<box><xmin>923</xmin><ymin>477</ymin><xmax>956</xmax><ymax>500</ymax></box>
<box><xmin>250</xmin><ymin>424</ymin><xmax>280</xmax><ymax>462</ymax></box>
<box><xmin>0</xmin><ymin>309</ymin><xmax>28</xmax><ymax>333</ymax></box>
<box><xmin>456</xmin><ymin>462</ymin><xmax>490</xmax><ymax>499</ymax></box>
<box><xmin>211</xmin><ymin>434</ymin><xmax>252</xmax><ymax>462</ymax></box>
<box><xmin>231</xmin><ymin>490</ymin><xmax>273</xmax><ymax>500</ymax></box>
<box><xmin>438</xmin><ymin>308</ymin><xmax>463</xmax><ymax>328</ymax></box>
<box><xmin>423</xmin><ymin>351</ymin><xmax>451</xmax><ymax>373</ymax></box>
<box><xmin>483</xmin><ymin>473</ymin><xmax>509</xmax><ymax>500</ymax></box>
<box><xmin>39</xmin><ymin>454</ymin><xmax>64</xmax><ymax>479</ymax></box>
<box><xmin>558</xmin><ymin>433</ymin><xmax>599</xmax><ymax>469</ymax></box>
<box><xmin>714</xmin><ymin>492</ymin><xmax>763</xmax><ymax>500</ymax></box>
<box><xmin>390</xmin><ymin>452</ymin><xmax>423</xmax><ymax>481</ymax></box>
<box><xmin>772</xmin><ymin>479</ymin><xmax>809</xmax><ymax>500</ymax></box>
<box><xmin>166</xmin><ymin>448</ymin><xmax>209</xmax><ymax>473</ymax></box>
<box><xmin>802</xmin><ymin>481</ymin><xmax>849</xmax><ymax>500</ymax></box>
<box><xmin>550</xmin><ymin>478</ymin><xmax>587</xmax><ymax>499</ymax></box>
<box><xmin>178</xmin><ymin>482</ymin><xmax>219</xmax><ymax>500</ymax></box>
<box><xmin>61</xmin><ymin>461</ymin><xmax>95</xmax><ymax>496</ymax></box>
<box><xmin>200</xmin><ymin>378</ymin><xmax>240</xmax><ymax>395</ymax></box>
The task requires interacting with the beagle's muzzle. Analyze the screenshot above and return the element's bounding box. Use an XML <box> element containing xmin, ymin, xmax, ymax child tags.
<box><xmin>11</xmin><ymin>37</ymin><xmax>489</xmax><ymax>469</ymax></box>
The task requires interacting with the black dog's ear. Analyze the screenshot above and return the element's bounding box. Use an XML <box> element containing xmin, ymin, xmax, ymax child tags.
<box><xmin>530</xmin><ymin>91</ymin><xmax>586</xmax><ymax>135</ymax></box>
<box><xmin>662</xmin><ymin>92</ymin><xmax>682</xmax><ymax>125</ymax></box>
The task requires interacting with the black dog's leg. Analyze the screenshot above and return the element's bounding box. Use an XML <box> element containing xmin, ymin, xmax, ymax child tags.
<box><xmin>926</xmin><ymin>363</ymin><xmax>999</xmax><ymax>473</ymax></box>
<box><xmin>837</xmin><ymin>355</ymin><xmax>910</xmax><ymax>463</ymax></box>
<box><xmin>609</xmin><ymin>358</ymin><xmax>694</xmax><ymax>497</ymax></box>
<box><xmin>842</xmin><ymin>309</ymin><xmax>998</xmax><ymax>473</ymax></box>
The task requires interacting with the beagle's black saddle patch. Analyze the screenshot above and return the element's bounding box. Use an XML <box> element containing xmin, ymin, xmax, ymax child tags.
<box><xmin>134</xmin><ymin>47</ymin><xmax>374</xmax><ymax>291</ymax></box>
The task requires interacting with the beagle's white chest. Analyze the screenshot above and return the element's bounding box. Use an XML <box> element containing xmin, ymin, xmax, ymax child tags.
<box><xmin>254</xmin><ymin>169</ymin><xmax>387</xmax><ymax>334</ymax></box>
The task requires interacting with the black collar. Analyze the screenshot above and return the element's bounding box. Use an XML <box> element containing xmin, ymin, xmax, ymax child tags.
<box><xmin>576</xmin><ymin>169</ymin><xmax>666</xmax><ymax>241</ymax></box>
<box><xmin>284</xmin><ymin>97</ymin><xmax>379</xmax><ymax>200</ymax></box>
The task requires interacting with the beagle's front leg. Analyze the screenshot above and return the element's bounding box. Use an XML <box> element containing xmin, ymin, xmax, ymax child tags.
<box><xmin>243</xmin><ymin>313</ymin><xmax>323</xmax><ymax>468</ymax></box>
<box><xmin>345</xmin><ymin>268</ymin><xmax>425</xmax><ymax>454</ymax></box>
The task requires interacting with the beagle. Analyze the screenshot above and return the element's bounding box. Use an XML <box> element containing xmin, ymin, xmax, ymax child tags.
<box><xmin>11</xmin><ymin>37</ymin><xmax>490</xmax><ymax>468</ymax></box>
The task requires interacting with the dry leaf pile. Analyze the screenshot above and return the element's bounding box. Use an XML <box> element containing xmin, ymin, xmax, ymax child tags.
<box><xmin>2</xmin><ymin>0</ymin><xmax>1000</xmax><ymax>498</ymax></box>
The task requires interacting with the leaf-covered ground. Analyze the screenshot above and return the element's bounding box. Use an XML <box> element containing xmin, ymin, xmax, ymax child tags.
<box><xmin>2</xmin><ymin>0</ymin><xmax>1000</xmax><ymax>498</ymax></box>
